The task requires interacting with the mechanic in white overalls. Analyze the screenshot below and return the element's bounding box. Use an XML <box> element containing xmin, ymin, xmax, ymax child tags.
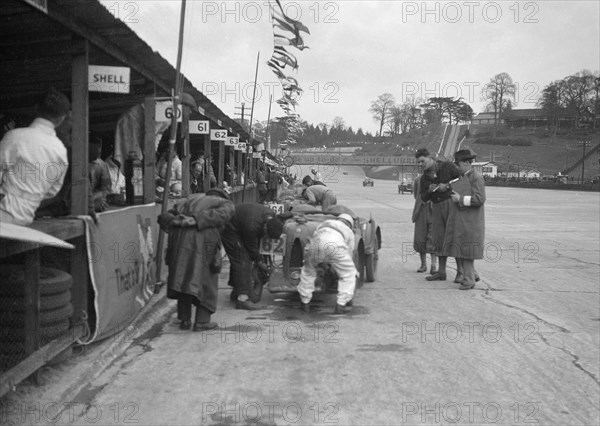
<box><xmin>298</xmin><ymin>213</ymin><xmax>357</xmax><ymax>314</ymax></box>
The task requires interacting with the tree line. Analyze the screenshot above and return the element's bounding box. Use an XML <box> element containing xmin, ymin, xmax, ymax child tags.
<box><xmin>251</xmin><ymin>70</ymin><xmax>599</xmax><ymax>149</ymax></box>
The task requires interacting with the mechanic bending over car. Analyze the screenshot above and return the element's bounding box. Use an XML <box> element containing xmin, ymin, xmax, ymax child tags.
<box><xmin>302</xmin><ymin>184</ymin><xmax>337</xmax><ymax>210</ymax></box>
<box><xmin>298</xmin><ymin>213</ymin><xmax>358</xmax><ymax>314</ymax></box>
<box><xmin>221</xmin><ymin>203</ymin><xmax>284</xmax><ymax>310</ymax></box>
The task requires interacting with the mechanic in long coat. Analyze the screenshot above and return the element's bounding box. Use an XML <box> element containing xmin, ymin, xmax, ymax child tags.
<box><xmin>419</xmin><ymin>150</ymin><xmax>461</xmax><ymax>281</ymax></box>
<box><xmin>158</xmin><ymin>188</ymin><xmax>235</xmax><ymax>331</ymax></box>
<box><xmin>447</xmin><ymin>149</ymin><xmax>486</xmax><ymax>290</ymax></box>
<box><xmin>298</xmin><ymin>213</ymin><xmax>357</xmax><ymax>314</ymax></box>
<box><xmin>221</xmin><ymin>203</ymin><xmax>284</xmax><ymax>310</ymax></box>
<box><xmin>412</xmin><ymin>170</ymin><xmax>437</xmax><ymax>274</ymax></box>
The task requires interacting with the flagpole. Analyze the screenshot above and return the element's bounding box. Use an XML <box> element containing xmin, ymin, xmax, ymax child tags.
<box><xmin>155</xmin><ymin>0</ymin><xmax>187</xmax><ymax>293</ymax></box>
<box><xmin>242</xmin><ymin>51</ymin><xmax>260</xmax><ymax>202</ymax></box>
<box><xmin>264</xmin><ymin>94</ymin><xmax>272</xmax><ymax>163</ymax></box>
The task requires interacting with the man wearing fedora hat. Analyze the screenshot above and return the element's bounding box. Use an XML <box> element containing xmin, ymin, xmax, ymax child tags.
<box><xmin>447</xmin><ymin>149</ymin><xmax>486</xmax><ymax>290</ymax></box>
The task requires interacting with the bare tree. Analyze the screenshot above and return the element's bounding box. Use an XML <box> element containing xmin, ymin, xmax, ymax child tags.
<box><xmin>369</xmin><ymin>93</ymin><xmax>396</xmax><ymax>136</ymax></box>
<box><xmin>484</xmin><ymin>72</ymin><xmax>516</xmax><ymax>126</ymax></box>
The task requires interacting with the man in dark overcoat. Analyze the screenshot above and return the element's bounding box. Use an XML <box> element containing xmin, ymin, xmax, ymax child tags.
<box><xmin>221</xmin><ymin>203</ymin><xmax>284</xmax><ymax>310</ymax></box>
<box><xmin>447</xmin><ymin>149</ymin><xmax>486</xmax><ymax>290</ymax></box>
<box><xmin>419</xmin><ymin>150</ymin><xmax>461</xmax><ymax>281</ymax></box>
<box><xmin>158</xmin><ymin>189</ymin><xmax>235</xmax><ymax>331</ymax></box>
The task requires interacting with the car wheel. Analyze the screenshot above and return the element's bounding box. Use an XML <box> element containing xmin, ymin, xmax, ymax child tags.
<box><xmin>365</xmin><ymin>235</ymin><xmax>379</xmax><ymax>282</ymax></box>
<box><xmin>355</xmin><ymin>243</ymin><xmax>365</xmax><ymax>289</ymax></box>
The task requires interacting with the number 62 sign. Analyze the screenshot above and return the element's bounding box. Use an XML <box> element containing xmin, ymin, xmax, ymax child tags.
<box><xmin>211</xmin><ymin>129</ymin><xmax>227</xmax><ymax>141</ymax></box>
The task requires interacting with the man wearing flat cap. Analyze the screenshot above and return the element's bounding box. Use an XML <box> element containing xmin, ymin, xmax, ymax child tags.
<box><xmin>447</xmin><ymin>149</ymin><xmax>486</xmax><ymax>290</ymax></box>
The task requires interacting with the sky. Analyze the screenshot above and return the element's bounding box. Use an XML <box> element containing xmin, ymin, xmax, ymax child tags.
<box><xmin>99</xmin><ymin>0</ymin><xmax>600</xmax><ymax>135</ymax></box>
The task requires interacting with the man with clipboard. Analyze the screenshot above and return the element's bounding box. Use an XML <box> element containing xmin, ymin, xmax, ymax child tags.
<box><xmin>447</xmin><ymin>149</ymin><xmax>486</xmax><ymax>290</ymax></box>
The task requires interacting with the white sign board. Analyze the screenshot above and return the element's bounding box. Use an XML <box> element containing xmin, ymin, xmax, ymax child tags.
<box><xmin>252</xmin><ymin>152</ymin><xmax>262</xmax><ymax>159</ymax></box>
<box><xmin>211</xmin><ymin>129</ymin><xmax>228</xmax><ymax>141</ymax></box>
<box><xmin>235</xmin><ymin>142</ymin><xmax>246</xmax><ymax>151</ymax></box>
<box><xmin>189</xmin><ymin>120</ymin><xmax>210</xmax><ymax>134</ymax></box>
<box><xmin>155</xmin><ymin>101</ymin><xmax>182</xmax><ymax>123</ymax></box>
<box><xmin>88</xmin><ymin>65</ymin><xmax>130</xmax><ymax>94</ymax></box>
<box><xmin>225</xmin><ymin>137</ymin><xmax>239</xmax><ymax>147</ymax></box>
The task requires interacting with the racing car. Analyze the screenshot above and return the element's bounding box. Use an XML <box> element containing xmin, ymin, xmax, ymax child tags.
<box><xmin>258</xmin><ymin>201</ymin><xmax>382</xmax><ymax>298</ymax></box>
<box><xmin>363</xmin><ymin>177</ymin><xmax>374</xmax><ymax>187</ymax></box>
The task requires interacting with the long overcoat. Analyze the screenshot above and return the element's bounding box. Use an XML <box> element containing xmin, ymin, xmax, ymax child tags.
<box><xmin>165</xmin><ymin>194</ymin><xmax>235</xmax><ymax>312</ymax></box>
<box><xmin>412</xmin><ymin>176</ymin><xmax>434</xmax><ymax>254</ymax></box>
<box><xmin>445</xmin><ymin>170</ymin><xmax>486</xmax><ymax>259</ymax></box>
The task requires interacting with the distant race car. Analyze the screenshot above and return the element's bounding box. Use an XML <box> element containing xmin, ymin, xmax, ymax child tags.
<box><xmin>363</xmin><ymin>177</ymin><xmax>374</xmax><ymax>187</ymax></box>
<box><xmin>259</xmin><ymin>203</ymin><xmax>382</xmax><ymax>297</ymax></box>
<box><xmin>398</xmin><ymin>180</ymin><xmax>413</xmax><ymax>194</ymax></box>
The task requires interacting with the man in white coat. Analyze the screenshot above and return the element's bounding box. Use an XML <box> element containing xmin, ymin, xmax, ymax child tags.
<box><xmin>0</xmin><ymin>88</ymin><xmax>70</xmax><ymax>225</ymax></box>
<box><xmin>298</xmin><ymin>213</ymin><xmax>357</xmax><ymax>314</ymax></box>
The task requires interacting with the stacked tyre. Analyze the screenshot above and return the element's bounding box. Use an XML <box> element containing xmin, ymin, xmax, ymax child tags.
<box><xmin>0</xmin><ymin>266</ymin><xmax>73</xmax><ymax>371</ymax></box>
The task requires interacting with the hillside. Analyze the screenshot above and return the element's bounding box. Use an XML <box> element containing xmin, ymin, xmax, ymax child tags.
<box><xmin>364</xmin><ymin>123</ymin><xmax>599</xmax><ymax>181</ymax></box>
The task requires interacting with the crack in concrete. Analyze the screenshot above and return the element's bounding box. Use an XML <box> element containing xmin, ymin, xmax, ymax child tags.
<box><xmin>481</xmin><ymin>295</ymin><xmax>600</xmax><ymax>387</ymax></box>
<box><xmin>481</xmin><ymin>295</ymin><xmax>569</xmax><ymax>332</ymax></box>
<box><xmin>536</xmin><ymin>333</ymin><xmax>600</xmax><ymax>386</ymax></box>
<box><xmin>552</xmin><ymin>249</ymin><xmax>600</xmax><ymax>266</ymax></box>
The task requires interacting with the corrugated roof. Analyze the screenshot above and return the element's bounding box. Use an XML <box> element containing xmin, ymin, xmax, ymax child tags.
<box><xmin>1</xmin><ymin>0</ymin><xmax>249</xmax><ymax>139</ymax></box>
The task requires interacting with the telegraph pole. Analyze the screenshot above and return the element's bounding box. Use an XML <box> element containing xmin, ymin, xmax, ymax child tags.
<box><xmin>234</xmin><ymin>102</ymin><xmax>246</xmax><ymax>129</ymax></box>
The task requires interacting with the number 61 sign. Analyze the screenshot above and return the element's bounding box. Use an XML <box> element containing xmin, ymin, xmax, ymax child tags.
<box><xmin>190</xmin><ymin>120</ymin><xmax>209</xmax><ymax>134</ymax></box>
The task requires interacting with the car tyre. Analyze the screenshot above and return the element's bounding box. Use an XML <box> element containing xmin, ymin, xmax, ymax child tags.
<box><xmin>365</xmin><ymin>235</ymin><xmax>379</xmax><ymax>282</ymax></box>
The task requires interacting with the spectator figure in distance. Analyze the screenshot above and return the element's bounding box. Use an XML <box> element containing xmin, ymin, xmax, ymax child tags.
<box><xmin>105</xmin><ymin>155</ymin><xmax>126</xmax><ymax>203</ymax></box>
<box><xmin>221</xmin><ymin>203</ymin><xmax>284</xmax><ymax>310</ymax></box>
<box><xmin>447</xmin><ymin>149</ymin><xmax>486</xmax><ymax>290</ymax></box>
<box><xmin>310</xmin><ymin>166</ymin><xmax>323</xmax><ymax>182</ymax></box>
<box><xmin>256</xmin><ymin>165</ymin><xmax>267</xmax><ymax>203</ymax></box>
<box><xmin>158</xmin><ymin>188</ymin><xmax>235</xmax><ymax>331</ymax></box>
<box><xmin>418</xmin><ymin>149</ymin><xmax>461</xmax><ymax>282</ymax></box>
<box><xmin>190</xmin><ymin>159</ymin><xmax>204</xmax><ymax>194</ymax></box>
<box><xmin>88</xmin><ymin>137</ymin><xmax>112</xmax><ymax>212</ymax></box>
<box><xmin>298</xmin><ymin>213</ymin><xmax>357</xmax><ymax>314</ymax></box>
<box><xmin>412</xmin><ymin>161</ymin><xmax>438</xmax><ymax>274</ymax></box>
<box><xmin>0</xmin><ymin>87</ymin><xmax>70</xmax><ymax>225</ymax></box>
<box><xmin>302</xmin><ymin>184</ymin><xmax>337</xmax><ymax>211</ymax></box>
<box><xmin>266</xmin><ymin>166</ymin><xmax>280</xmax><ymax>202</ymax></box>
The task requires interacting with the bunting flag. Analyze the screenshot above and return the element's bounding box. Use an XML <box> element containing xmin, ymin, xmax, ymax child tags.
<box><xmin>268</xmin><ymin>0</ymin><xmax>310</xmax><ymax>144</ymax></box>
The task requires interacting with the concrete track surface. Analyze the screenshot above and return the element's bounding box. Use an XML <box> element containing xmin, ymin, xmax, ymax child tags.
<box><xmin>20</xmin><ymin>166</ymin><xmax>600</xmax><ymax>425</ymax></box>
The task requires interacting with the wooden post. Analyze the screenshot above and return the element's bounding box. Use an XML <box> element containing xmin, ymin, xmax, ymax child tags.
<box><xmin>143</xmin><ymin>97</ymin><xmax>156</xmax><ymax>203</ymax></box>
<box><xmin>204</xmin><ymin>135</ymin><xmax>211</xmax><ymax>192</ymax></box>
<box><xmin>70</xmin><ymin>235</ymin><xmax>87</xmax><ymax>337</ymax></box>
<box><xmin>181</xmin><ymin>104</ymin><xmax>190</xmax><ymax>197</ymax></box>
<box><xmin>229</xmin><ymin>148</ymin><xmax>235</xmax><ymax>186</ymax></box>
<box><xmin>218</xmin><ymin>139</ymin><xmax>225</xmax><ymax>187</ymax></box>
<box><xmin>237</xmin><ymin>150</ymin><xmax>243</xmax><ymax>186</ymax></box>
<box><xmin>70</xmin><ymin>42</ymin><xmax>89</xmax><ymax>216</ymax></box>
